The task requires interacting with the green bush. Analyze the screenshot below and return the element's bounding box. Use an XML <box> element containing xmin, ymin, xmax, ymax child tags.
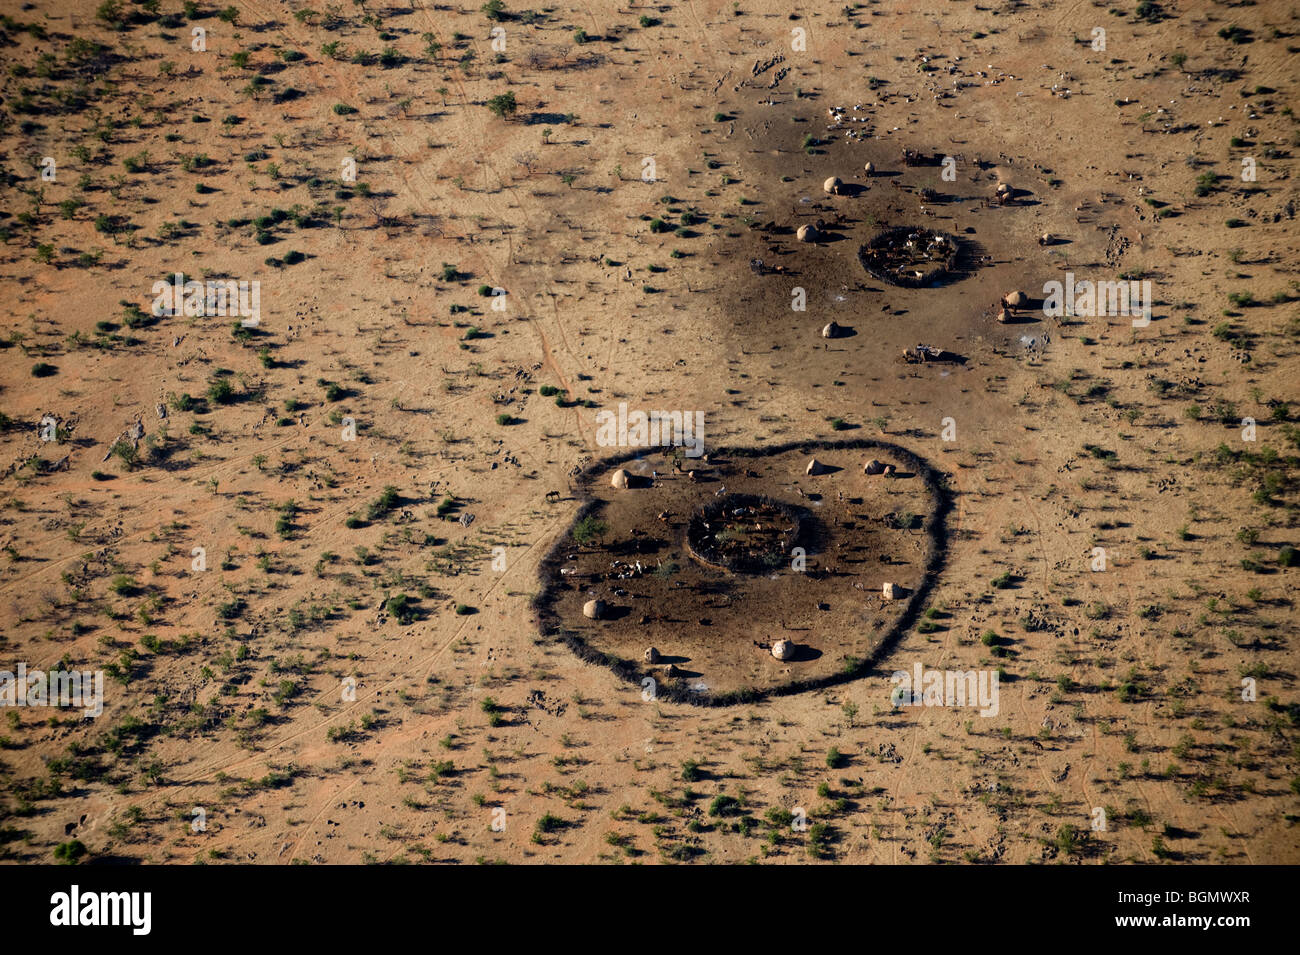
<box><xmin>485</xmin><ymin>92</ymin><xmax>517</xmax><ymax>119</ymax></box>
<box><xmin>207</xmin><ymin>378</ymin><xmax>236</xmax><ymax>404</ymax></box>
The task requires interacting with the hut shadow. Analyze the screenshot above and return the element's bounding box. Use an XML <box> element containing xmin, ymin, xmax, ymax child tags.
<box><xmin>825</xmin><ymin>324</ymin><xmax>858</xmax><ymax>339</ymax></box>
<box><xmin>808</xmin><ymin>463</ymin><xmax>845</xmax><ymax>476</ymax></box>
<box><xmin>836</xmin><ymin>183</ymin><xmax>868</xmax><ymax>198</ymax></box>
<box><xmin>602</xmin><ymin>604</ymin><xmax>633</xmax><ymax>621</ymax></box>
<box><xmin>659</xmin><ymin>654</ymin><xmax>691</xmax><ymax>665</ymax></box>
<box><xmin>1012</xmin><ymin>296</ymin><xmax>1047</xmax><ymax>312</ymax></box>
<box><xmin>788</xmin><ymin>644</ymin><xmax>823</xmax><ymax>663</ymax></box>
<box><xmin>1003</xmin><ymin>187</ymin><xmax>1039</xmax><ymax>205</ymax></box>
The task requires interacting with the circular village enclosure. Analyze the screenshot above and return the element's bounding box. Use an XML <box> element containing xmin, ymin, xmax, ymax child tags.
<box><xmin>533</xmin><ymin>440</ymin><xmax>953</xmax><ymax>705</ymax></box>
<box><xmin>858</xmin><ymin>226</ymin><xmax>961</xmax><ymax>288</ymax></box>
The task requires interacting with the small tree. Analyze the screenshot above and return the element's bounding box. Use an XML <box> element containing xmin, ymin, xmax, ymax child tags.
<box><xmin>571</xmin><ymin>515</ymin><xmax>608</xmax><ymax>545</ymax></box>
<box><xmin>485</xmin><ymin>91</ymin><xmax>517</xmax><ymax>120</ymax></box>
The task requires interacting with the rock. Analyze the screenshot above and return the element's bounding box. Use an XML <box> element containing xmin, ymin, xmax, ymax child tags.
<box><xmin>610</xmin><ymin>468</ymin><xmax>630</xmax><ymax>489</ymax></box>
<box><xmin>882</xmin><ymin>582</ymin><xmax>897</xmax><ymax>600</ymax></box>
<box><xmin>645</xmin><ymin>646</ymin><xmax>660</xmax><ymax>664</ymax></box>
<box><xmin>864</xmin><ymin>459</ymin><xmax>885</xmax><ymax>475</ymax></box>
<box><xmin>772</xmin><ymin>639</ymin><xmax>796</xmax><ymax>661</ymax></box>
<box><xmin>583</xmin><ymin>598</ymin><xmax>606</xmax><ymax>620</ymax></box>
<box><xmin>822</xmin><ymin>321</ymin><xmax>841</xmax><ymax>339</ymax></box>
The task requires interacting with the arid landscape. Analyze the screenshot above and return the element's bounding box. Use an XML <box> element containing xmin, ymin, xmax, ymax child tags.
<box><xmin>0</xmin><ymin>0</ymin><xmax>1297</xmax><ymax>866</ymax></box>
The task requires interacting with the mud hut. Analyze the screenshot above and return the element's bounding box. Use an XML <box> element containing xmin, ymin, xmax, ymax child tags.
<box><xmin>644</xmin><ymin>646</ymin><xmax>661</xmax><ymax>664</ymax></box>
<box><xmin>822</xmin><ymin>321</ymin><xmax>842</xmax><ymax>339</ymax></box>
<box><xmin>796</xmin><ymin>223</ymin><xmax>819</xmax><ymax>243</ymax></box>
<box><xmin>1005</xmin><ymin>290</ymin><xmax>1026</xmax><ymax>308</ymax></box>
<box><xmin>772</xmin><ymin>639</ymin><xmax>796</xmax><ymax>661</ymax></box>
<box><xmin>805</xmin><ymin>458</ymin><xmax>826</xmax><ymax>476</ymax></box>
<box><xmin>823</xmin><ymin>176</ymin><xmax>843</xmax><ymax>195</ymax></box>
<box><xmin>610</xmin><ymin>468</ymin><xmax>630</xmax><ymax>489</ymax></box>
<box><xmin>583</xmin><ymin>598</ymin><xmax>607</xmax><ymax>620</ymax></box>
<box><xmin>864</xmin><ymin>161</ymin><xmax>875</xmax><ymax>175</ymax></box>
<box><xmin>864</xmin><ymin>459</ymin><xmax>885</xmax><ymax>475</ymax></box>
